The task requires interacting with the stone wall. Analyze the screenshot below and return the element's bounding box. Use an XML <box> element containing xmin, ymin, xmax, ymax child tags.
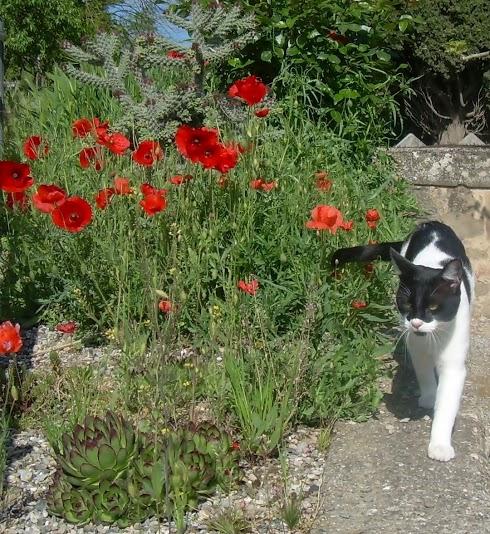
<box><xmin>390</xmin><ymin>146</ymin><xmax>490</xmax><ymax>189</ymax></box>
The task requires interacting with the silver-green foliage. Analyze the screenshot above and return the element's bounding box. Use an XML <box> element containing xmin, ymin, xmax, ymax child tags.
<box><xmin>63</xmin><ymin>3</ymin><xmax>256</xmax><ymax>140</ymax></box>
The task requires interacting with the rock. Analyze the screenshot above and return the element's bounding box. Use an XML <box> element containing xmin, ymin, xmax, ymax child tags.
<box><xmin>459</xmin><ymin>133</ymin><xmax>485</xmax><ymax>146</ymax></box>
<box><xmin>394</xmin><ymin>134</ymin><xmax>426</xmax><ymax>148</ymax></box>
<box><xmin>19</xmin><ymin>469</ymin><xmax>33</xmax><ymax>482</ymax></box>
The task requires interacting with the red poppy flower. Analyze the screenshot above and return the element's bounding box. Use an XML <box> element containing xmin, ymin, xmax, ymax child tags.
<box><xmin>72</xmin><ymin>117</ymin><xmax>109</xmax><ymax>138</ymax></box>
<box><xmin>228</xmin><ymin>75</ymin><xmax>268</xmax><ymax>106</ymax></box>
<box><xmin>32</xmin><ymin>184</ymin><xmax>67</xmax><ymax>213</ymax></box>
<box><xmin>208</xmin><ymin>144</ymin><xmax>239</xmax><ymax>174</ymax></box>
<box><xmin>79</xmin><ymin>147</ymin><xmax>104</xmax><ymax>171</ymax></box>
<box><xmin>316</xmin><ymin>177</ymin><xmax>332</xmax><ymax>191</ymax></box>
<box><xmin>23</xmin><ymin>136</ymin><xmax>49</xmax><ymax>160</ymax></box>
<box><xmin>237</xmin><ymin>279</ymin><xmax>259</xmax><ymax>296</ymax></box>
<box><xmin>250</xmin><ymin>178</ymin><xmax>264</xmax><ymax>190</ymax></box>
<box><xmin>364</xmin><ymin>263</ymin><xmax>374</xmax><ymax>276</ymax></box>
<box><xmin>98</xmin><ymin>132</ymin><xmax>130</xmax><ymax>155</ymax></box>
<box><xmin>95</xmin><ymin>187</ymin><xmax>116</xmax><ymax>209</ymax></box>
<box><xmin>231</xmin><ymin>441</ymin><xmax>240</xmax><ymax>451</ymax></box>
<box><xmin>132</xmin><ymin>140</ymin><xmax>164</xmax><ymax>166</ymax></box>
<box><xmin>0</xmin><ymin>321</ymin><xmax>23</xmax><ymax>354</ymax></box>
<box><xmin>255</xmin><ymin>108</ymin><xmax>270</xmax><ymax>118</ymax></box>
<box><xmin>56</xmin><ymin>321</ymin><xmax>77</xmax><ymax>334</ymax></box>
<box><xmin>140</xmin><ymin>193</ymin><xmax>167</xmax><ymax>216</ymax></box>
<box><xmin>175</xmin><ymin>125</ymin><xmax>219</xmax><ymax>162</ymax></box>
<box><xmin>196</xmin><ymin>142</ymin><xmax>225</xmax><ymax>169</ymax></box>
<box><xmin>51</xmin><ymin>196</ymin><xmax>93</xmax><ymax>233</ymax></box>
<box><xmin>6</xmin><ymin>192</ymin><xmax>29</xmax><ymax>211</ymax></box>
<box><xmin>249</xmin><ymin>177</ymin><xmax>276</xmax><ymax>191</ymax></box>
<box><xmin>0</xmin><ymin>161</ymin><xmax>34</xmax><ymax>193</ymax></box>
<box><xmin>169</xmin><ymin>174</ymin><xmax>192</xmax><ymax>186</ymax></box>
<box><xmin>351</xmin><ymin>300</ymin><xmax>368</xmax><ymax>309</ymax></box>
<box><xmin>140</xmin><ymin>183</ymin><xmax>167</xmax><ymax>196</ymax></box>
<box><xmin>158</xmin><ymin>299</ymin><xmax>173</xmax><ymax>313</ymax></box>
<box><xmin>114</xmin><ymin>177</ymin><xmax>133</xmax><ymax>195</ymax></box>
<box><xmin>92</xmin><ymin>118</ymin><xmax>110</xmax><ymax>137</ymax></box>
<box><xmin>327</xmin><ymin>31</ymin><xmax>349</xmax><ymax>45</ymax></box>
<box><xmin>306</xmin><ymin>205</ymin><xmax>344</xmax><ymax>233</ymax></box>
<box><xmin>72</xmin><ymin>118</ymin><xmax>93</xmax><ymax>138</ymax></box>
<box><xmin>365</xmin><ymin>209</ymin><xmax>380</xmax><ymax>230</ymax></box>
<box><xmin>340</xmin><ymin>220</ymin><xmax>354</xmax><ymax>231</ymax></box>
<box><xmin>261</xmin><ymin>180</ymin><xmax>277</xmax><ymax>192</ymax></box>
<box><xmin>315</xmin><ymin>172</ymin><xmax>332</xmax><ymax>192</ymax></box>
<box><xmin>167</xmin><ymin>50</ymin><xmax>186</xmax><ymax>59</ymax></box>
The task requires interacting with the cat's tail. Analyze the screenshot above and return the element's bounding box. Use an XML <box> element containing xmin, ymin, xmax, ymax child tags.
<box><xmin>331</xmin><ymin>241</ymin><xmax>403</xmax><ymax>268</ymax></box>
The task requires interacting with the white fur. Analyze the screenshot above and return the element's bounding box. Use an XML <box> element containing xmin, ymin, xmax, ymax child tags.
<box><xmin>400</xmin><ymin>231</ymin><xmax>474</xmax><ymax>462</ymax></box>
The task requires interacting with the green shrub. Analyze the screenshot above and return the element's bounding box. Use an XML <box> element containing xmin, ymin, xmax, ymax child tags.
<box><xmin>215</xmin><ymin>0</ymin><xmax>416</xmax><ymax>141</ymax></box>
<box><xmin>0</xmin><ymin>0</ymin><xmax>113</xmax><ymax>79</ymax></box>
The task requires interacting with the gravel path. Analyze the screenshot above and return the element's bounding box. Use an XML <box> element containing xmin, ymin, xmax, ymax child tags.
<box><xmin>311</xmin><ymin>323</ymin><xmax>490</xmax><ymax>534</ymax></box>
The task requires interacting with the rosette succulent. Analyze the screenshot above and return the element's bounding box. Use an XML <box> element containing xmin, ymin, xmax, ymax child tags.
<box><xmin>128</xmin><ymin>433</ymin><xmax>167</xmax><ymax>513</ymax></box>
<box><xmin>47</xmin><ymin>413</ymin><xmax>241</xmax><ymax>528</ymax></box>
<box><xmin>47</xmin><ymin>472</ymin><xmax>93</xmax><ymax>525</ymax></box>
<box><xmin>92</xmin><ymin>479</ymin><xmax>132</xmax><ymax>527</ymax></box>
<box><xmin>57</xmin><ymin>411</ymin><xmax>136</xmax><ymax>488</ymax></box>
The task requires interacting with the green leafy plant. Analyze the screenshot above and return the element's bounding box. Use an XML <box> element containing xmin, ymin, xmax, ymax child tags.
<box><xmin>56</xmin><ymin>411</ymin><xmax>137</xmax><ymax>488</ymax></box>
<box><xmin>0</xmin><ymin>0</ymin><xmax>113</xmax><ymax>79</ymax></box>
<box><xmin>218</xmin><ymin>0</ymin><xmax>416</xmax><ymax>141</ymax></box>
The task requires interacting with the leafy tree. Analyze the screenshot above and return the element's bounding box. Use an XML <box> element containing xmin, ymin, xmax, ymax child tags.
<box><xmin>0</xmin><ymin>0</ymin><xmax>114</xmax><ymax>79</ymax></box>
<box><xmin>403</xmin><ymin>0</ymin><xmax>490</xmax><ymax>144</ymax></box>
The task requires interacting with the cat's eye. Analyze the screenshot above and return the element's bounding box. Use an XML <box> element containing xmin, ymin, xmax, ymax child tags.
<box><xmin>428</xmin><ymin>304</ymin><xmax>439</xmax><ymax>311</ymax></box>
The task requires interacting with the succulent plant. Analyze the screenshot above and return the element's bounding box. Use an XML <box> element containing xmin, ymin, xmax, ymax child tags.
<box><xmin>47</xmin><ymin>412</ymin><xmax>241</xmax><ymax>528</ymax></box>
<box><xmin>92</xmin><ymin>479</ymin><xmax>132</xmax><ymax>527</ymax></box>
<box><xmin>47</xmin><ymin>472</ymin><xmax>93</xmax><ymax>525</ymax></box>
<box><xmin>57</xmin><ymin>411</ymin><xmax>136</xmax><ymax>488</ymax></box>
<box><xmin>128</xmin><ymin>433</ymin><xmax>167</xmax><ymax>513</ymax></box>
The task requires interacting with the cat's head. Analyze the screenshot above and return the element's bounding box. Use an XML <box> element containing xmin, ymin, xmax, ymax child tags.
<box><xmin>390</xmin><ymin>249</ymin><xmax>462</xmax><ymax>334</ymax></box>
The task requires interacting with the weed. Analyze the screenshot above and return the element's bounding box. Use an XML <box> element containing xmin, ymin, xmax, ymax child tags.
<box><xmin>206</xmin><ymin>508</ymin><xmax>250</xmax><ymax>534</ymax></box>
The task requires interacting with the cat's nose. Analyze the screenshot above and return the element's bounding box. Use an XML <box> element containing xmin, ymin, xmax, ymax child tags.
<box><xmin>411</xmin><ymin>318</ymin><xmax>423</xmax><ymax>330</ymax></box>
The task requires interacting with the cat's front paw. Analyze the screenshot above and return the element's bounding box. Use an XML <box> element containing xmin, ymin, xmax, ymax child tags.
<box><xmin>428</xmin><ymin>442</ymin><xmax>455</xmax><ymax>462</ymax></box>
<box><xmin>418</xmin><ymin>394</ymin><xmax>436</xmax><ymax>409</ymax></box>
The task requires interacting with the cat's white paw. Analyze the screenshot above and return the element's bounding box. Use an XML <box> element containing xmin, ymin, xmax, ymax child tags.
<box><xmin>428</xmin><ymin>442</ymin><xmax>455</xmax><ymax>462</ymax></box>
<box><xmin>418</xmin><ymin>394</ymin><xmax>436</xmax><ymax>409</ymax></box>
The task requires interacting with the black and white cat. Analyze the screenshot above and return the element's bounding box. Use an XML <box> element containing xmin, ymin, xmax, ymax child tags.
<box><xmin>332</xmin><ymin>221</ymin><xmax>474</xmax><ymax>462</ymax></box>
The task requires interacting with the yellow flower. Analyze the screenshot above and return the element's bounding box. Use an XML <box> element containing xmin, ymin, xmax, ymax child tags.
<box><xmin>104</xmin><ymin>328</ymin><xmax>116</xmax><ymax>341</ymax></box>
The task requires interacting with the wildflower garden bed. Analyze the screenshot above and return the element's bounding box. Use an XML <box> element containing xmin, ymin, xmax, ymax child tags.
<box><xmin>0</xmin><ymin>4</ymin><xmax>419</xmax><ymax>532</ymax></box>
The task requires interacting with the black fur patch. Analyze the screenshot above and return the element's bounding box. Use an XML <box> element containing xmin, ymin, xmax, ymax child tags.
<box><xmin>404</xmin><ymin>221</ymin><xmax>472</xmax><ymax>303</ymax></box>
<box><xmin>331</xmin><ymin>241</ymin><xmax>403</xmax><ymax>267</ymax></box>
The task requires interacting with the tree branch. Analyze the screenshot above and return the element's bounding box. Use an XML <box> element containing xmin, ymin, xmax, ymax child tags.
<box><xmin>461</xmin><ymin>50</ymin><xmax>490</xmax><ymax>62</ymax></box>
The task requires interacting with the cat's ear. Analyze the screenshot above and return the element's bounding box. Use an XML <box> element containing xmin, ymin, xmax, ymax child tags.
<box><xmin>390</xmin><ymin>248</ymin><xmax>413</xmax><ymax>275</ymax></box>
<box><xmin>441</xmin><ymin>259</ymin><xmax>463</xmax><ymax>289</ymax></box>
